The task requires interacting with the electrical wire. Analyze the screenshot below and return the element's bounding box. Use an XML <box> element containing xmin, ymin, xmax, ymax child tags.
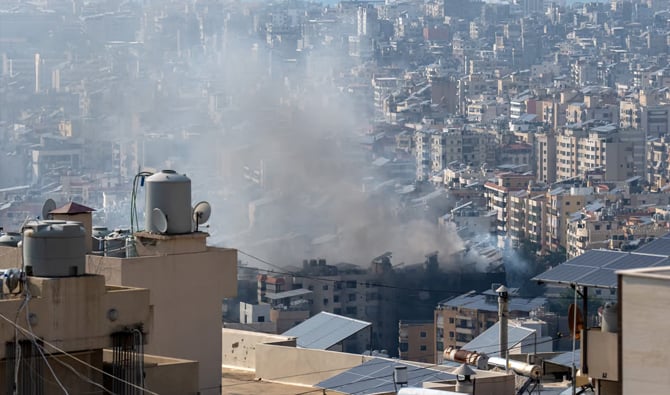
<box><xmin>0</xmin><ymin>310</ymin><xmax>159</xmax><ymax>395</ymax></box>
<box><xmin>24</xmin><ymin>296</ymin><xmax>70</xmax><ymax>395</ymax></box>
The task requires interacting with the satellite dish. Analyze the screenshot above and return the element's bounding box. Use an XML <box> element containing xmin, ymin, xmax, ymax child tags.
<box><xmin>41</xmin><ymin>199</ymin><xmax>56</xmax><ymax>220</ymax></box>
<box><xmin>4</xmin><ymin>268</ymin><xmax>21</xmax><ymax>293</ymax></box>
<box><xmin>568</xmin><ymin>304</ymin><xmax>584</xmax><ymax>340</ymax></box>
<box><xmin>151</xmin><ymin>208</ymin><xmax>168</xmax><ymax>234</ymax></box>
<box><xmin>192</xmin><ymin>201</ymin><xmax>212</xmax><ymax>230</ymax></box>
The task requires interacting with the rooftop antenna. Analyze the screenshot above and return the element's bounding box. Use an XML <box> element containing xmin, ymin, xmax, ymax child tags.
<box><xmin>192</xmin><ymin>201</ymin><xmax>212</xmax><ymax>231</ymax></box>
<box><xmin>41</xmin><ymin>198</ymin><xmax>56</xmax><ymax>220</ymax></box>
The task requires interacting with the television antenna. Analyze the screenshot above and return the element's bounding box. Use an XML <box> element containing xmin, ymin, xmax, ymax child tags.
<box><xmin>41</xmin><ymin>199</ymin><xmax>56</xmax><ymax>220</ymax></box>
<box><xmin>192</xmin><ymin>201</ymin><xmax>212</xmax><ymax>231</ymax></box>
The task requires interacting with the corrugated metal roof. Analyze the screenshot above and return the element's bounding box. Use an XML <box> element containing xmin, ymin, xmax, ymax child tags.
<box><xmin>462</xmin><ymin>322</ymin><xmax>534</xmax><ymax>357</ymax></box>
<box><xmin>547</xmin><ymin>350</ymin><xmax>581</xmax><ymax>369</ymax></box>
<box><xmin>282</xmin><ymin>312</ymin><xmax>370</xmax><ymax>350</ymax></box>
<box><xmin>317</xmin><ymin>358</ymin><xmax>456</xmax><ymax>395</ymax></box>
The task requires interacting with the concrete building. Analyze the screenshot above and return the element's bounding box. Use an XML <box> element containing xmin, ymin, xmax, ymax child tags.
<box><xmin>88</xmin><ymin>230</ymin><xmax>237</xmax><ymax>394</ymax></box>
<box><xmin>0</xmin><ymin>222</ymin><xmax>201</xmax><ymax>394</ymax></box>
<box><xmin>434</xmin><ymin>286</ymin><xmax>546</xmax><ymax>363</ymax></box>
<box><xmin>484</xmin><ymin>172</ymin><xmax>535</xmax><ymax>240</ymax></box>
<box><xmin>398</xmin><ymin>320</ymin><xmax>435</xmax><ymax>363</ymax></box>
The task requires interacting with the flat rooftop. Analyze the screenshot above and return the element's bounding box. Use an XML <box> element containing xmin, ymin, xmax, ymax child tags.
<box><xmin>221</xmin><ymin>368</ymin><xmax>323</xmax><ymax>395</ymax></box>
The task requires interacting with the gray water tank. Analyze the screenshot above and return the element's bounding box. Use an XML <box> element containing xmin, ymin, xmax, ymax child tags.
<box><xmin>0</xmin><ymin>232</ymin><xmax>22</xmax><ymax>247</ymax></box>
<box><xmin>23</xmin><ymin>220</ymin><xmax>86</xmax><ymax>277</ymax></box>
<box><xmin>145</xmin><ymin>170</ymin><xmax>192</xmax><ymax>234</ymax></box>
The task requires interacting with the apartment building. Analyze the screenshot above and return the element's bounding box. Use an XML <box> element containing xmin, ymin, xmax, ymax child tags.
<box><xmin>259</xmin><ymin>258</ymin><xmax>396</xmax><ymax>354</ymax></box>
<box><xmin>484</xmin><ymin>172</ymin><xmax>535</xmax><ymax>240</ymax></box>
<box><xmin>545</xmin><ymin>187</ymin><xmax>592</xmax><ymax>253</ymax></box>
<box><xmin>646</xmin><ymin>136</ymin><xmax>670</xmax><ymax>188</ymax></box>
<box><xmin>415</xmin><ymin>127</ymin><xmax>495</xmax><ymax>180</ymax></box>
<box><xmin>398</xmin><ymin>320</ymin><xmax>435</xmax><ymax>363</ymax></box>
<box><xmin>535</xmin><ymin>132</ymin><xmax>557</xmax><ymax>183</ymax></box>
<box><xmin>556</xmin><ymin>125</ymin><xmax>641</xmax><ymax>182</ymax></box>
<box><xmin>434</xmin><ymin>286</ymin><xmax>546</xmax><ymax>363</ymax></box>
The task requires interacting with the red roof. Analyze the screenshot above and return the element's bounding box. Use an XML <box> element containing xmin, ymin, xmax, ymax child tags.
<box><xmin>50</xmin><ymin>201</ymin><xmax>96</xmax><ymax>214</ymax></box>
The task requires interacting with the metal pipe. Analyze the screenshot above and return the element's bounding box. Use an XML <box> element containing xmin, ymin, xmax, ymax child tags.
<box><xmin>497</xmin><ymin>285</ymin><xmax>509</xmax><ymax>371</ymax></box>
<box><xmin>488</xmin><ymin>357</ymin><xmax>542</xmax><ymax>378</ymax></box>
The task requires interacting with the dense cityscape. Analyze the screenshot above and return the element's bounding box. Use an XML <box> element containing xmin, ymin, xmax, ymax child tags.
<box><xmin>1</xmin><ymin>0</ymin><xmax>670</xmax><ymax>394</ymax></box>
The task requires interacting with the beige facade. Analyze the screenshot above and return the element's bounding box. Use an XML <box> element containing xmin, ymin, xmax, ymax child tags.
<box><xmin>87</xmin><ymin>231</ymin><xmax>238</xmax><ymax>395</ymax></box>
<box><xmin>398</xmin><ymin>320</ymin><xmax>435</xmax><ymax>363</ymax></box>
<box><xmin>222</xmin><ymin>327</ymin><xmax>515</xmax><ymax>394</ymax></box>
<box><xmin>619</xmin><ymin>267</ymin><xmax>670</xmax><ymax>395</ymax></box>
<box><xmin>0</xmin><ymin>272</ymin><xmax>197</xmax><ymax>394</ymax></box>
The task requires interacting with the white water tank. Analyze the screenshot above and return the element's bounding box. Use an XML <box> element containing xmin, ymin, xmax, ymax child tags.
<box><xmin>0</xmin><ymin>232</ymin><xmax>21</xmax><ymax>247</ymax></box>
<box><xmin>145</xmin><ymin>170</ymin><xmax>192</xmax><ymax>234</ymax></box>
<box><xmin>23</xmin><ymin>220</ymin><xmax>86</xmax><ymax>277</ymax></box>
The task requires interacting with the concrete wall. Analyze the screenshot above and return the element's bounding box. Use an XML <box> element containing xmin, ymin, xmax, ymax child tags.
<box><xmin>0</xmin><ymin>275</ymin><xmax>151</xmax><ymax>359</ymax></box>
<box><xmin>0</xmin><ymin>350</ymin><xmax>103</xmax><ymax>394</ymax></box>
<box><xmin>222</xmin><ymin>328</ymin><xmax>295</xmax><ymax>370</ymax></box>
<box><xmin>103</xmin><ymin>350</ymin><xmax>199</xmax><ymax>395</ymax></box>
<box><xmin>88</xmin><ymin>241</ymin><xmax>238</xmax><ymax>395</ymax></box>
<box><xmin>620</xmin><ymin>269</ymin><xmax>670</xmax><ymax>394</ymax></box>
<box><xmin>255</xmin><ymin>343</ymin><xmax>373</xmax><ymax>386</ymax></box>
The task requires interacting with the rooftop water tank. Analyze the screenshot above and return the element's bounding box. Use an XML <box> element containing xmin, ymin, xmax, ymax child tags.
<box><xmin>92</xmin><ymin>226</ymin><xmax>111</xmax><ymax>252</ymax></box>
<box><xmin>23</xmin><ymin>220</ymin><xmax>86</xmax><ymax>277</ymax></box>
<box><xmin>104</xmin><ymin>229</ymin><xmax>130</xmax><ymax>258</ymax></box>
<box><xmin>0</xmin><ymin>232</ymin><xmax>22</xmax><ymax>247</ymax></box>
<box><xmin>145</xmin><ymin>170</ymin><xmax>192</xmax><ymax>234</ymax></box>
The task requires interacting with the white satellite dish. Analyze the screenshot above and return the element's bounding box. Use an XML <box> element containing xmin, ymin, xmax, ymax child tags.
<box><xmin>41</xmin><ymin>199</ymin><xmax>57</xmax><ymax>220</ymax></box>
<box><xmin>151</xmin><ymin>208</ymin><xmax>168</xmax><ymax>234</ymax></box>
<box><xmin>192</xmin><ymin>201</ymin><xmax>212</xmax><ymax>231</ymax></box>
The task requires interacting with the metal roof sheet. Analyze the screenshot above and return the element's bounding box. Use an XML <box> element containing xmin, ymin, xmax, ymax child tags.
<box><xmin>462</xmin><ymin>322</ymin><xmax>535</xmax><ymax>357</ymax></box>
<box><xmin>316</xmin><ymin>358</ymin><xmax>456</xmax><ymax>395</ymax></box>
<box><xmin>282</xmin><ymin>312</ymin><xmax>370</xmax><ymax>350</ymax></box>
<box><xmin>547</xmin><ymin>350</ymin><xmax>581</xmax><ymax>369</ymax></box>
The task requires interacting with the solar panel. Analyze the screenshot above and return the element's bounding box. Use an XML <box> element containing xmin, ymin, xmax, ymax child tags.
<box><xmin>605</xmin><ymin>253</ymin><xmax>667</xmax><ymax>270</ymax></box>
<box><xmin>635</xmin><ymin>237</ymin><xmax>670</xmax><ymax>255</ymax></box>
<box><xmin>534</xmin><ymin>264</ymin><xmax>597</xmax><ymax>284</ymax></box>
<box><xmin>282</xmin><ymin>311</ymin><xmax>371</xmax><ymax>350</ymax></box>
<box><xmin>565</xmin><ymin>250</ymin><xmax>626</xmax><ymax>268</ymax></box>
<box><xmin>317</xmin><ymin>358</ymin><xmax>456</xmax><ymax>395</ymax></box>
<box><xmin>533</xmin><ymin>247</ymin><xmax>670</xmax><ymax>289</ymax></box>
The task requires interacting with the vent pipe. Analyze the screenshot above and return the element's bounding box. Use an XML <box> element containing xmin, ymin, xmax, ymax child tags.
<box><xmin>497</xmin><ymin>284</ymin><xmax>509</xmax><ymax>370</ymax></box>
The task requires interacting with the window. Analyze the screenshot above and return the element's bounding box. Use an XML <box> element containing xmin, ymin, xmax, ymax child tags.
<box><xmin>346</xmin><ymin>306</ymin><xmax>357</xmax><ymax>315</ymax></box>
<box><xmin>448</xmin><ymin>317</ymin><xmax>454</xmax><ymax>324</ymax></box>
<box><xmin>308</xmin><ymin>285</ymin><xmax>314</xmax><ymax>291</ymax></box>
<box><xmin>346</xmin><ymin>281</ymin><xmax>357</xmax><ymax>289</ymax></box>
<box><xmin>420</xmin><ymin>331</ymin><xmax>427</xmax><ymax>338</ymax></box>
<box><xmin>420</xmin><ymin>345</ymin><xmax>427</xmax><ymax>351</ymax></box>
<box><xmin>334</xmin><ymin>295</ymin><xmax>340</xmax><ymax>303</ymax></box>
<box><xmin>323</xmin><ymin>298</ymin><xmax>329</xmax><ymax>306</ymax></box>
<box><xmin>334</xmin><ymin>308</ymin><xmax>342</xmax><ymax>314</ymax></box>
<box><xmin>449</xmin><ymin>331</ymin><xmax>455</xmax><ymax>338</ymax></box>
<box><xmin>257</xmin><ymin>316</ymin><xmax>265</xmax><ymax>322</ymax></box>
<box><xmin>348</xmin><ymin>294</ymin><xmax>356</xmax><ymax>302</ymax></box>
<box><xmin>399</xmin><ymin>343</ymin><xmax>409</xmax><ymax>352</ymax></box>
<box><xmin>322</xmin><ymin>285</ymin><xmax>329</xmax><ymax>290</ymax></box>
